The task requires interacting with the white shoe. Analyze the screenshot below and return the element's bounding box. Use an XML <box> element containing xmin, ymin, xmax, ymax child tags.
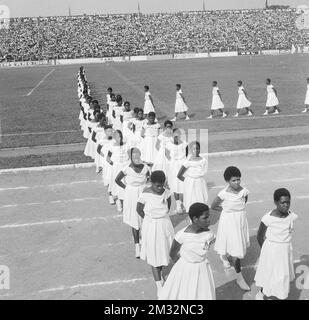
<box><xmin>236</xmin><ymin>273</ymin><xmax>250</xmax><ymax>291</ymax></box>
<box><xmin>233</xmin><ymin>113</ymin><xmax>239</xmax><ymax>117</ymax></box>
<box><xmin>207</xmin><ymin>115</ymin><xmax>213</xmax><ymax>119</ymax></box>
<box><xmin>116</xmin><ymin>199</ymin><xmax>122</xmax><ymax>212</ymax></box>
<box><xmin>273</xmin><ymin>110</ymin><xmax>279</xmax><ymax>114</ymax></box>
<box><xmin>263</xmin><ymin>111</ymin><xmax>268</xmax><ymax>115</ymax></box>
<box><xmin>185</xmin><ymin>116</ymin><xmax>190</xmax><ymax>120</ymax></box>
<box><xmin>135</xmin><ymin>244</ymin><xmax>140</xmax><ymax>259</ymax></box>
<box><xmin>220</xmin><ymin>255</ymin><xmax>231</xmax><ymax>269</ymax></box>
<box><xmin>109</xmin><ymin>195</ymin><xmax>115</xmax><ymax>205</ymax></box>
<box><xmin>170</xmin><ymin>117</ymin><xmax>176</xmax><ymax>121</ymax></box>
<box><xmin>255</xmin><ymin>290</ymin><xmax>264</xmax><ymax>300</ymax></box>
<box><xmin>222</xmin><ymin>113</ymin><xmax>227</xmax><ymax>118</ymax></box>
<box><xmin>302</xmin><ymin>109</ymin><xmax>308</xmax><ymax>113</ymax></box>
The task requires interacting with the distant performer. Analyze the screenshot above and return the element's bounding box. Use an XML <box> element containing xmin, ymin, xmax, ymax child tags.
<box><xmin>234</xmin><ymin>81</ymin><xmax>253</xmax><ymax>117</ymax></box>
<box><xmin>207</xmin><ymin>81</ymin><xmax>227</xmax><ymax>119</ymax></box>
<box><xmin>143</xmin><ymin>85</ymin><xmax>155</xmax><ymax>116</ymax></box>
<box><xmin>264</xmin><ymin>78</ymin><xmax>280</xmax><ymax>115</ymax></box>
<box><xmin>302</xmin><ymin>77</ymin><xmax>309</xmax><ymax>113</ymax></box>
<box><xmin>171</xmin><ymin>84</ymin><xmax>190</xmax><ymax>121</ymax></box>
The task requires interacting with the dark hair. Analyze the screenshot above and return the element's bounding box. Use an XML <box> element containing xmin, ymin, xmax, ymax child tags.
<box><xmin>164</xmin><ymin>120</ymin><xmax>173</xmax><ymax>128</ymax></box>
<box><xmin>274</xmin><ymin>188</ymin><xmax>291</xmax><ymax>202</ymax></box>
<box><xmin>110</xmin><ymin>93</ymin><xmax>115</xmax><ymax>99</ymax></box>
<box><xmin>148</xmin><ymin>112</ymin><xmax>156</xmax><ymax>118</ymax></box>
<box><xmin>176</xmin><ymin>83</ymin><xmax>181</xmax><ymax>88</ymax></box>
<box><xmin>124</xmin><ymin>101</ymin><xmax>130</xmax><ymax>106</ymax></box>
<box><xmin>189</xmin><ymin>203</ymin><xmax>209</xmax><ymax>221</ymax></box>
<box><xmin>224</xmin><ymin>166</ymin><xmax>241</xmax><ymax>182</ymax></box>
<box><xmin>150</xmin><ymin>170</ymin><xmax>166</xmax><ymax>184</ymax></box>
<box><xmin>266</xmin><ymin>78</ymin><xmax>271</xmax><ymax>83</ymax></box>
<box><xmin>238</xmin><ymin>80</ymin><xmax>242</xmax><ymax>85</ymax></box>
<box><xmin>92</xmin><ymin>100</ymin><xmax>98</xmax><ymax>105</ymax></box>
<box><xmin>115</xmin><ymin>130</ymin><xmax>124</xmax><ymax>146</ymax></box>
<box><xmin>107</xmin><ymin>87</ymin><xmax>113</xmax><ymax>92</ymax></box>
<box><xmin>213</xmin><ymin>81</ymin><xmax>218</xmax><ymax>86</ymax></box>
<box><xmin>144</xmin><ymin>85</ymin><xmax>149</xmax><ymax>90</ymax></box>
<box><xmin>133</xmin><ymin>107</ymin><xmax>140</xmax><ymax>114</ymax></box>
<box><xmin>104</xmin><ymin>124</ymin><xmax>113</xmax><ymax>130</ymax></box>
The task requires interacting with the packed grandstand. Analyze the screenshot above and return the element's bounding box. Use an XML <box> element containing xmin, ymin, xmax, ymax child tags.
<box><xmin>0</xmin><ymin>8</ymin><xmax>309</xmax><ymax>61</ymax></box>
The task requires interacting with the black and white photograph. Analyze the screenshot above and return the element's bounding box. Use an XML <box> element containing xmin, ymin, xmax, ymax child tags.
<box><xmin>0</xmin><ymin>0</ymin><xmax>309</xmax><ymax>306</ymax></box>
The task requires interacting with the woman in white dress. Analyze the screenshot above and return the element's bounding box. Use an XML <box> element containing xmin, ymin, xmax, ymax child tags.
<box><xmin>152</xmin><ymin>120</ymin><xmax>174</xmax><ymax>176</ymax></box>
<box><xmin>211</xmin><ymin>166</ymin><xmax>250</xmax><ymax>291</ymax></box>
<box><xmin>112</xmin><ymin>95</ymin><xmax>124</xmax><ymax>131</ymax></box>
<box><xmin>106</xmin><ymin>130</ymin><xmax>130</xmax><ymax>212</ymax></box>
<box><xmin>159</xmin><ymin>203</ymin><xmax>216</xmax><ymax>300</ymax></box>
<box><xmin>140</xmin><ymin>112</ymin><xmax>160</xmax><ymax>165</ymax></box>
<box><xmin>128</xmin><ymin>108</ymin><xmax>146</xmax><ymax>148</ymax></box>
<box><xmin>264</xmin><ymin>78</ymin><xmax>280</xmax><ymax>115</ymax></box>
<box><xmin>234</xmin><ymin>80</ymin><xmax>253</xmax><ymax>117</ymax></box>
<box><xmin>302</xmin><ymin>77</ymin><xmax>309</xmax><ymax>113</ymax></box>
<box><xmin>107</xmin><ymin>93</ymin><xmax>117</xmax><ymax>125</ymax></box>
<box><xmin>143</xmin><ymin>85</ymin><xmax>155</xmax><ymax>116</ymax></box>
<box><xmin>255</xmin><ymin>188</ymin><xmax>297</xmax><ymax>300</ymax></box>
<box><xmin>177</xmin><ymin>141</ymin><xmax>208</xmax><ymax>212</ymax></box>
<box><xmin>115</xmin><ymin>148</ymin><xmax>150</xmax><ymax>258</ymax></box>
<box><xmin>166</xmin><ymin>128</ymin><xmax>188</xmax><ymax>214</ymax></box>
<box><xmin>137</xmin><ymin>171</ymin><xmax>174</xmax><ymax>298</ymax></box>
<box><xmin>171</xmin><ymin>84</ymin><xmax>190</xmax><ymax>121</ymax></box>
<box><xmin>120</xmin><ymin>101</ymin><xmax>135</xmax><ymax>145</ymax></box>
<box><xmin>207</xmin><ymin>81</ymin><xmax>227</xmax><ymax>119</ymax></box>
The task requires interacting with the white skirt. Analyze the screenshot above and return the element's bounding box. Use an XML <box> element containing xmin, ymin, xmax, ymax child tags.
<box><xmin>254</xmin><ymin>239</ymin><xmax>295</xmax><ymax>299</ymax></box>
<box><xmin>237</xmin><ymin>94</ymin><xmax>252</xmax><ymax>109</ymax></box>
<box><xmin>183</xmin><ymin>177</ymin><xmax>208</xmax><ymax>212</ymax></box>
<box><xmin>159</xmin><ymin>257</ymin><xmax>216</xmax><ymax>300</ymax></box>
<box><xmin>140</xmin><ymin>136</ymin><xmax>158</xmax><ymax>164</ymax></box>
<box><xmin>266</xmin><ymin>92</ymin><xmax>279</xmax><ymax>107</ymax></box>
<box><xmin>102</xmin><ymin>160</ymin><xmax>112</xmax><ymax>187</ymax></box>
<box><xmin>140</xmin><ymin>215</ymin><xmax>174</xmax><ymax>267</ymax></box>
<box><xmin>152</xmin><ymin>148</ymin><xmax>169</xmax><ymax>176</ymax></box>
<box><xmin>123</xmin><ymin>184</ymin><xmax>144</xmax><ymax>230</ymax></box>
<box><xmin>305</xmin><ymin>90</ymin><xmax>309</xmax><ymax>105</ymax></box>
<box><xmin>84</xmin><ymin>137</ymin><xmax>96</xmax><ymax>160</ymax></box>
<box><xmin>211</xmin><ymin>95</ymin><xmax>224</xmax><ymax>110</ymax></box>
<box><xmin>110</xmin><ymin>162</ymin><xmax>129</xmax><ymax>200</ymax></box>
<box><xmin>168</xmin><ymin>159</ymin><xmax>185</xmax><ymax>194</ymax></box>
<box><xmin>214</xmin><ymin>211</ymin><xmax>250</xmax><ymax>259</ymax></box>
<box><xmin>94</xmin><ymin>148</ymin><xmax>104</xmax><ymax>169</ymax></box>
<box><xmin>144</xmin><ymin>100</ymin><xmax>155</xmax><ymax>114</ymax></box>
<box><xmin>175</xmin><ymin>98</ymin><xmax>188</xmax><ymax>113</ymax></box>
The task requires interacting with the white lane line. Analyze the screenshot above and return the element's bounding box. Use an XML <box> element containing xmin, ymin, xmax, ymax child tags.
<box><xmin>38</xmin><ymin>277</ymin><xmax>149</xmax><ymax>293</ymax></box>
<box><xmin>25</xmin><ymin>69</ymin><xmax>55</xmax><ymax>96</ymax></box>
<box><xmin>0</xmin><ymin>180</ymin><xmax>101</xmax><ymax>192</ymax></box>
<box><xmin>2</xmin><ymin>130</ymin><xmax>79</xmax><ymax>138</ymax></box>
<box><xmin>0</xmin><ymin>215</ymin><xmax>122</xmax><ymax>229</ymax></box>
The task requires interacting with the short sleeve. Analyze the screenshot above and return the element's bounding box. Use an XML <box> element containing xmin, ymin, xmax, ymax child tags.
<box><xmin>290</xmin><ymin>211</ymin><xmax>298</xmax><ymax>222</ymax></box>
<box><xmin>164</xmin><ymin>188</ymin><xmax>172</xmax><ymax>200</ymax></box>
<box><xmin>218</xmin><ymin>189</ymin><xmax>226</xmax><ymax>200</ymax></box>
<box><xmin>261</xmin><ymin>213</ymin><xmax>271</xmax><ymax>227</ymax></box>
<box><xmin>122</xmin><ymin>165</ymin><xmax>130</xmax><ymax>175</ymax></box>
<box><xmin>174</xmin><ymin>228</ymin><xmax>185</xmax><ymax>244</ymax></box>
<box><xmin>137</xmin><ymin>192</ymin><xmax>146</xmax><ymax>204</ymax></box>
<box><xmin>182</xmin><ymin>159</ymin><xmax>189</xmax><ymax>168</ymax></box>
<box><xmin>242</xmin><ymin>188</ymin><xmax>250</xmax><ymax>198</ymax></box>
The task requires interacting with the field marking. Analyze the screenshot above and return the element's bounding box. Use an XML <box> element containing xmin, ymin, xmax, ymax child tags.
<box><xmin>2</xmin><ymin>129</ymin><xmax>79</xmax><ymax>138</ymax></box>
<box><xmin>25</xmin><ymin>68</ymin><xmax>55</xmax><ymax>96</ymax></box>
<box><xmin>38</xmin><ymin>277</ymin><xmax>149</xmax><ymax>293</ymax></box>
<box><xmin>0</xmin><ymin>180</ymin><xmax>101</xmax><ymax>192</ymax></box>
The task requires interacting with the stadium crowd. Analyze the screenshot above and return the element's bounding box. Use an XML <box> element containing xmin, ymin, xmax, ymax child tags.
<box><xmin>0</xmin><ymin>9</ymin><xmax>308</xmax><ymax>61</ymax></box>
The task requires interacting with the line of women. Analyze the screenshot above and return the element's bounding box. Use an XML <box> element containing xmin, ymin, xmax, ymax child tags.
<box><xmin>77</xmin><ymin>66</ymin><xmax>300</xmax><ymax>301</ymax></box>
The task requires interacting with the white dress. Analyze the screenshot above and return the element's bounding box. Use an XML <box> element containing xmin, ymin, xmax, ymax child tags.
<box><xmin>167</xmin><ymin>141</ymin><xmax>187</xmax><ymax>194</ymax></box>
<box><xmin>122</xmin><ymin>165</ymin><xmax>150</xmax><ymax>230</ymax></box>
<box><xmin>211</xmin><ymin>87</ymin><xmax>224</xmax><ymax>110</ymax></box>
<box><xmin>129</xmin><ymin>118</ymin><xmax>146</xmax><ymax>148</ymax></box>
<box><xmin>236</xmin><ymin>86</ymin><xmax>252</xmax><ymax>109</ymax></box>
<box><xmin>108</xmin><ymin>144</ymin><xmax>130</xmax><ymax>200</ymax></box>
<box><xmin>175</xmin><ymin>89</ymin><xmax>188</xmax><ymax>113</ymax></box>
<box><xmin>305</xmin><ymin>84</ymin><xmax>309</xmax><ymax>105</ymax></box>
<box><xmin>144</xmin><ymin>91</ymin><xmax>155</xmax><ymax>114</ymax></box>
<box><xmin>112</xmin><ymin>105</ymin><xmax>124</xmax><ymax>131</ymax></box>
<box><xmin>182</xmin><ymin>156</ymin><xmax>208</xmax><ymax>212</ymax></box>
<box><xmin>84</xmin><ymin>121</ymin><xmax>99</xmax><ymax>159</ymax></box>
<box><xmin>266</xmin><ymin>84</ymin><xmax>279</xmax><ymax>107</ymax></box>
<box><xmin>255</xmin><ymin>211</ymin><xmax>297</xmax><ymax>300</ymax></box>
<box><xmin>138</xmin><ymin>189</ymin><xmax>174</xmax><ymax>267</ymax></box>
<box><xmin>121</xmin><ymin>110</ymin><xmax>135</xmax><ymax>145</ymax></box>
<box><xmin>140</xmin><ymin>122</ymin><xmax>160</xmax><ymax>164</ymax></box>
<box><xmin>214</xmin><ymin>186</ymin><xmax>250</xmax><ymax>259</ymax></box>
<box><xmin>152</xmin><ymin>133</ymin><xmax>173</xmax><ymax>175</ymax></box>
<box><xmin>101</xmin><ymin>139</ymin><xmax>115</xmax><ymax>187</ymax></box>
<box><xmin>159</xmin><ymin>227</ymin><xmax>216</xmax><ymax>300</ymax></box>
<box><xmin>107</xmin><ymin>101</ymin><xmax>117</xmax><ymax>125</ymax></box>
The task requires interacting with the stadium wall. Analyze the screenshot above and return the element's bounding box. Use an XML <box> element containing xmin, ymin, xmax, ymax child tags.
<box><xmin>1</xmin><ymin>48</ymin><xmax>305</xmax><ymax>69</ymax></box>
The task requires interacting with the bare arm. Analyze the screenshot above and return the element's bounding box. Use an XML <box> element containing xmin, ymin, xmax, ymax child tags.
<box><xmin>177</xmin><ymin>165</ymin><xmax>187</xmax><ymax>182</ymax></box>
<box><xmin>136</xmin><ymin>202</ymin><xmax>145</xmax><ymax>219</ymax></box>
<box><xmin>169</xmin><ymin>239</ymin><xmax>181</xmax><ymax>263</ymax></box>
<box><xmin>106</xmin><ymin>151</ymin><xmax>113</xmax><ymax>165</ymax></box>
<box><xmin>115</xmin><ymin>171</ymin><xmax>126</xmax><ymax>189</ymax></box>
<box><xmin>210</xmin><ymin>196</ymin><xmax>223</xmax><ymax>212</ymax></box>
<box><xmin>167</xmin><ymin>196</ymin><xmax>171</xmax><ymax>211</ymax></box>
<box><xmin>257</xmin><ymin>222</ymin><xmax>267</xmax><ymax>248</ymax></box>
